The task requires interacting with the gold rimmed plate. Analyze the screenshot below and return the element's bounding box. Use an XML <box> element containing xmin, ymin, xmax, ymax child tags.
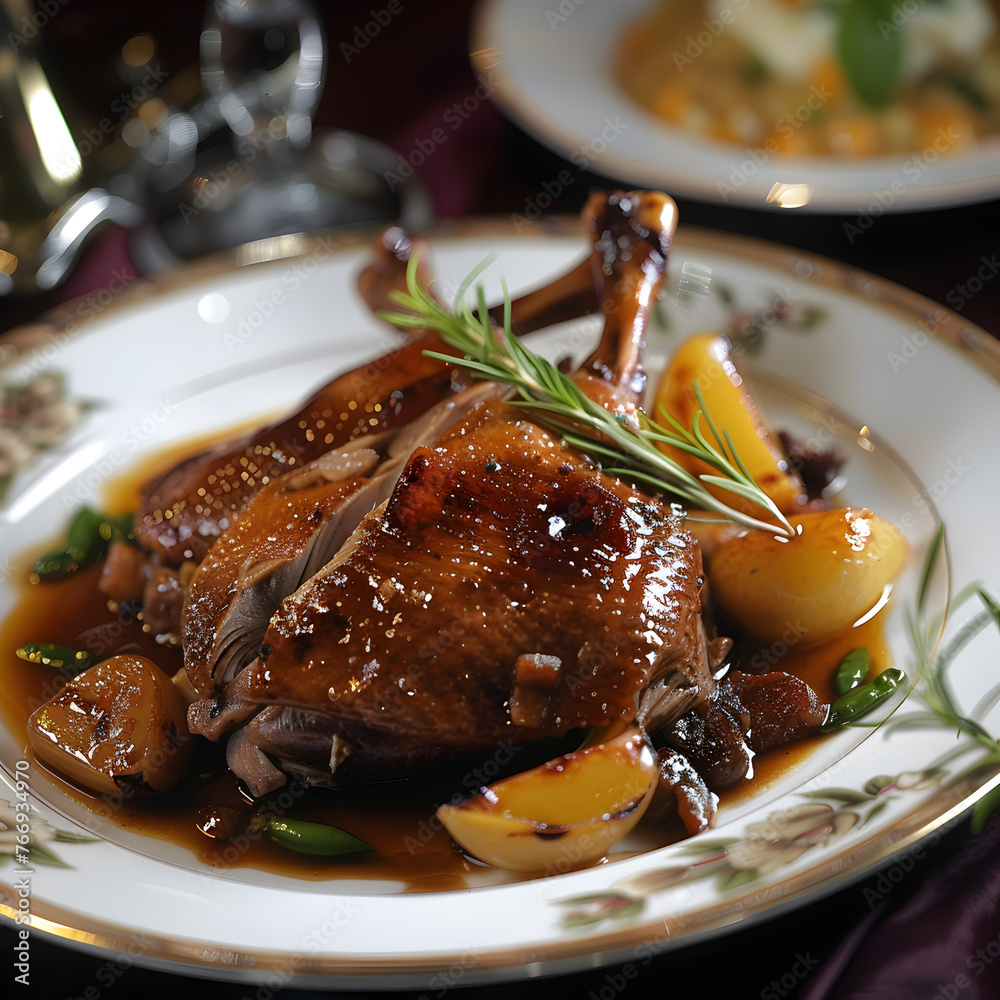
<box><xmin>0</xmin><ymin>224</ymin><xmax>999</xmax><ymax>988</ymax></box>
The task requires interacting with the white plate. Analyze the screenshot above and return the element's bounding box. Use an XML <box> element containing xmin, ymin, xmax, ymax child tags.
<box><xmin>2</xmin><ymin>225</ymin><xmax>1000</xmax><ymax>989</ymax></box>
<box><xmin>472</xmin><ymin>0</ymin><xmax>1000</xmax><ymax>212</ymax></box>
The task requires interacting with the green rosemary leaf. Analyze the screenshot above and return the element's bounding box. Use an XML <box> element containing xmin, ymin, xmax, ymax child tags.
<box><xmin>421</xmin><ymin>351</ymin><xmax>508</xmax><ymax>381</ymax></box>
<box><xmin>692</xmin><ymin>383</ymin><xmax>730</xmax><ymax>460</ymax></box>
<box><xmin>378</xmin><ymin>254</ymin><xmax>795</xmax><ymax>539</ymax></box>
<box><xmin>452</xmin><ymin>253</ymin><xmax>497</xmax><ymax>312</ymax></box>
<box><xmin>971</xmin><ymin>783</ymin><xmax>1000</xmax><ymax>834</ymax></box>
<box><xmin>970</xmin><ymin>681</ymin><xmax>1000</xmax><ymax>724</ymax></box>
<box><xmin>723</xmin><ymin>428</ymin><xmax>757</xmax><ymax>486</ymax></box>
<box><xmin>918</xmin><ymin>522</ymin><xmax>946</xmax><ymax>616</ymax></box>
<box><xmin>976</xmin><ymin>588</ymin><xmax>1000</xmax><ymax>631</ymax></box>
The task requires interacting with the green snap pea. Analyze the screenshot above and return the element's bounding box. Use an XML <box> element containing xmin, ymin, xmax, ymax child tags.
<box><xmin>16</xmin><ymin>643</ymin><xmax>98</xmax><ymax>673</ymax></box>
<box><xmin>833</xmin><ymin>647</ymin><xmax>871</xmax><ymax>696</ymax></box>
<box><xmin>31</xmin><ymin>550</ymin><xmax>86</xmax><ymax>579</ymax></box>
<box><xmin>820</xmin><ymin>667</ymin><xmax>906</xmax><ymax>732</ymax></box>
<box><xmin>32</xmin><ymin>508</ymin><xmax>134</xmax><ymax>581</ymax></box>
<box><xmin>99</xmin><ymin>512</ymin><xmax>134</xmax><ymax>543</ymax></box>
<box><xmin>264</xmin><ymin>817</ymin><xmax>373</xmax><ymax>857</ymax></box>
<box><xmin>65</xmin><ymin>506</ymin><xmax>107</xmax><ymax>561</ymax></box>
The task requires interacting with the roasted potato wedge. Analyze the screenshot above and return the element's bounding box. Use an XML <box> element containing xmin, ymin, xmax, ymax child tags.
<box><xmin>709</xmin><ymin>507</ymin><xmax>908</xmax><ymax>644</ymax></box>
<box><xmin>28</xmin><ymin>654</ymin><xmax>192</xmax><ymax>796</ymax></box>
<box><xmin>654</xmin><ymin>332</ymin><xmax>807</xmax><ymax>514</ymax></box>
<box><xmin>437</xmin><ymin>726</ymin><xmax>657</xmax><ymax>873</ymax></box>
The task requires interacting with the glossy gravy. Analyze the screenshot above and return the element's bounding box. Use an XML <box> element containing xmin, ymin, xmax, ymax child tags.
<box><xmin>0</xmin><ymin>455</ymin><xmax>890</xmax><ymax>889</ymax></box>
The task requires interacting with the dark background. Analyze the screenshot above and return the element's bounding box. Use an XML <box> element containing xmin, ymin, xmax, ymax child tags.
<box><xmin>1</xmin><ymin>0</ymin><xmax>997</xmax><ymax>335</ymax></box>
<box><xmin>1</xmin><ymin>1</ymin><xmax>999</xmax><ymax>997</ymax></box>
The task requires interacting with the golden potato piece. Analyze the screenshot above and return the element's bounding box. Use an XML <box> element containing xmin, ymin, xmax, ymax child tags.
<box><xmin>28</xmin><ymin>654</ymin><xmax>193</xmax><ymax>796</ymax></box>
<box><xmin>654</xmin><ymin>332</ymin><xmax>806</xmax><ymax>515</ymax></box>
<box><xmin>437</xmin><ymin>726</ymin><xmax>657</xmax><ymax>873</ymax></box>
<box><xmin>709</xmin><ymin>507</ymin><xmax>908</xmax><ymax>644</ymax></box>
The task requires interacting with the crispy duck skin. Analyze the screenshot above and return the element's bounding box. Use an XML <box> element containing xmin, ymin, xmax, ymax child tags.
<box><xmin>136</xmin><ymin>348</ymin><xmax>462</xmax><ymax>566</ymax></box>
<box><xmin>136</xmin><ymin>190</ymin><xmax>679</xmax><ymax>568</ymax></box>
<box><xmin>180</xmin><ymin>443</ymin><xmax>384</xmax><ymax>698</ymax></box>
<box><xmin>137</xmin><ymin>228</ymin><xmax>476</xmax><ymax>567</ymax></box>
<box><xmin>185</xmin><ymin>189</ymin><xmax>716</xmax><ymax>790</ymax></box>
<box><xmin>237</xmin><ymin>399</ymin><xmax>708</xmax><ymax>780</ymax></box>
<box><xmin>182</xmin><ymin>381</ymin><xmax>507</xmax><ymax>698</ymax></box>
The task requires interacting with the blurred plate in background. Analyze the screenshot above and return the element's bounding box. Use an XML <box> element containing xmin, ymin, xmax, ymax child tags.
<box><xmin>472</xmin><ymin>0</ymin><xmax>1000</xmax><ymax>212</ymax></box>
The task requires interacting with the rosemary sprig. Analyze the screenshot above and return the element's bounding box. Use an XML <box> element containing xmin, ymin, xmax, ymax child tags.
<box><xmin>899</xmin><ymin>527</ymin><xmax>1000</xmax><ymax>752</ymax></box>
<box><xmin>378</xmin><ymin>255</ymin><xmax>795</xmax><ymax>539</ymax></box>
<box><xmin>892</xmin><ymin>524</ymin><xmax>1000</xmax><ymax>829</ymax></box>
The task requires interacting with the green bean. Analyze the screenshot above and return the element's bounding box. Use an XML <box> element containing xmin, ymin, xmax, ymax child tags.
<box><xmin>31</xmin><ymin>550</ymin><xmax>85</xmax><ymax>579</ymax></box>
<box><xmin>100</xmin><ymin>512</ymin><xmax>134</xmax><ymax>544</ymax></box>
<box><xmin>264</xmin><ymin>817</ymin><xmax>373</xmax><ymax>857</ymax></box>
<box><xmin>833</xmin><ymin>647</ymin><xmax>871</xmax><ymax>696</ymax></box>
<box><xmin>65</xmin><ymin>506</ymin><xmax>107</xmax><ymax>562</ymax></box>
<box><xmin>31</xmin><ymin>508</ymin><xmax>134</xmax><ymax>581</ymax></box>
<box><xmin>820</xmin><ymin>667</ymin><xmax>906</xmax><ymax>732</ymax></box>
<box><xmin>16</xmin><ymin>643</ymin><xmax>98</xmax><ymax>673</ymax></box>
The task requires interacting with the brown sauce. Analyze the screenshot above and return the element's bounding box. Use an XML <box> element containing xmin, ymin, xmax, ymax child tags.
<box><xmin>0</xmin><ymin>556</ymin><xmax>508</xmax><ymax>889</ymax></box>
<box><xmin>0</xmin><ymin>446</ymin><xmax>890</xmax><ymax>888</ymax></box>
<box><xmin>720</xmin><ymin>614</ymin><xmax>893</xmax><ymax>808</ymax></box>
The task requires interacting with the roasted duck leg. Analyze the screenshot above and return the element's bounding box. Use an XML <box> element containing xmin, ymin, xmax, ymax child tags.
<box><xmin>187</xmin><ymin>190</ymin><xmax>715</xmax><ymax>796</ymax></box>
<box><xmin>180</xmin><ymin>192</ymin><xmax>678</xmax><ymax>698</ymax></box>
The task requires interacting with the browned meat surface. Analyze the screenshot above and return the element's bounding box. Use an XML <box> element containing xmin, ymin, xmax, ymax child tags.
<box><xmin>136</xmin><ymin>346</ymin><xmax>463</xmax><ymax>567</ymax></box>
<box><xmin>227</xmin><ymin>398</ymin><xmax>708</xmax><ymax>782</ymax></box>
<box><xmin>660</xmin><ymin>669</ymin><xmax>831</xmax><ymax>790</ymax></box>
<box><xmin>181</xmin><ymin>449</ymin><xmax>383</xmax><ymax>698</ymax></box>
<box><xmin>488</xmin><ymin>257</ymin><xmax>599</xmax><ymax>338</ymax></box>
<box><xmin>182</xmin><ymin>188</ymin><xmax>725</xmax><ymax>793</ymax></box>
<box><xmin>135</xmin><ymin>193</ymin><xmax>675</xmax><ymax>568</ymax></box>
<box><xmin>182</xmin><ymin>382</ymin><xmax>507</xmax><ymax>698</ymax></box>
<box><xmin>646</xmin><ymin>746</ymin><xmax>719</xmax><ymax>835</ymax></box>
<box><xmin>135</xmin><ymin>227</ymin><xmax>474</xmax><ymax>567</ymax></box>
<box><xmin>242</xmin><ymin>705</ymin><xmax>466</xmax><ymax>787</ymax></box>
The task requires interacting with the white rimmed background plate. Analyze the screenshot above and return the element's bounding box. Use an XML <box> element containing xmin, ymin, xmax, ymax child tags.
<box><xmin>472</xmin><ymin>0</ymin><xmax>1000</xmax><ymax>212</ymax></box>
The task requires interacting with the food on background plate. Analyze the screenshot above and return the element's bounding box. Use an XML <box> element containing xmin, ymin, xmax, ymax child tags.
<box><xmin>0</xmin><ymin>374</ymin><xmax>85</xmax><ymax>505</ymax></box>
<box><xmin>616</xmin><ymin>0</ymin><xmax>1000</xmax><ymax>158</ymax></box>
<box><xmin>12</xmin><ymin>190</ymin><xmax>908</xmax><ymax>876</ymax></box>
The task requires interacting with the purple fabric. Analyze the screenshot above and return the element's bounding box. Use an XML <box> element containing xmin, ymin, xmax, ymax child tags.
<box><xmin>801</xmin><ymin>810</ymin><xmax>1000</xmax><ymax>999</ymax></box>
